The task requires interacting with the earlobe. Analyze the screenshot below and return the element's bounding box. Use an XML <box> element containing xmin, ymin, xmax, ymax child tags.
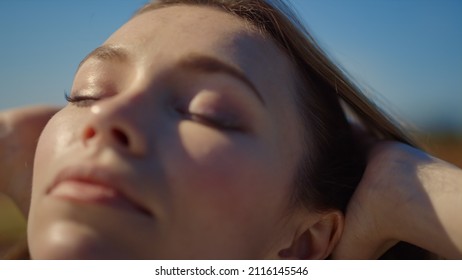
<box><xmin>278</xmin><ymin>211</ymin><xmax>344</xmax><ymax>260</ymax></box>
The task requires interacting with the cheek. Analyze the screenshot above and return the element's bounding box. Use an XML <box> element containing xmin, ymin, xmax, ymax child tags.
<box><xmin>168</xmin><ymin>123</ymin><xmax>292</xmax><ymax>224</ymax></box>
<box><xmin>29</xmin><ymin>109</ymin><xmax>83</xmax><ymax>252</ymax></box>
<box><xmin>161</xmin><ymin>123</ymin><xmax>296</xmax><ymax>256</ymax></box>
<box><xmin>33</xmin><ymin>109</ymin><xmax>81</xmax><ymax>191</ymax></box>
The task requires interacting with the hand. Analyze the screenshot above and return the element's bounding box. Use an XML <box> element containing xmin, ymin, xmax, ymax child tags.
<box><xmin>0</xmin><ymin>106</ymin><xmax>60</xmax><ymax>215</ymax></box>
<box><xmin>331</xmin><ymin>141</ymin><xmax>452</xmax><ymax>259</ymax></box>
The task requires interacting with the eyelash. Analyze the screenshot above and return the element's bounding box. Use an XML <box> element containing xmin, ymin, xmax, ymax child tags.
<box><xmin>65</xmin><ymin>92</ymin><xmax>241</xmax><ymax>131</ymax></box>
<box><xmin>175</xmin><ymin>107</ymin><xmax>241</xmax><ymax>131</ymax></box>
<box><xmin>65</xmin><ymin>92</ymin><xmax>101</xmax><ymax>107</ymax></box>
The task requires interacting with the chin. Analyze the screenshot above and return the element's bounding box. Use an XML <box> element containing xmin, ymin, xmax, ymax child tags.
<box><xmin>28</xmin><ymin>220</ymin><xmax>129</xmax><ymax>260</ymax></box>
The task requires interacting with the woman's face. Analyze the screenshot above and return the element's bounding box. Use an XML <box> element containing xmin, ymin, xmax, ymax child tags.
<box><xmin>28</xmin><ymin>5</ymin><xmax>308</xmax><ymax>259</ymax></box>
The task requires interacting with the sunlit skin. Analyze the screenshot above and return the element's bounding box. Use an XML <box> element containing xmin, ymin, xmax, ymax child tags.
<box><xmin>27</xmin><ymin>5</ymin><xmax>324</xmax><ymax>259</ymax></box>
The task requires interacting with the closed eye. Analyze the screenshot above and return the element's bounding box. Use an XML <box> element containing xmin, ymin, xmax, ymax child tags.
<box><xmin>65</xmin><ymin>92</ymin><xmax>101</xmax><ymax>107</ymax></box>
<box><xmin>175</xmin><ymin>107</ymin><xmax>242</xmax><ymax>131</ymax></box>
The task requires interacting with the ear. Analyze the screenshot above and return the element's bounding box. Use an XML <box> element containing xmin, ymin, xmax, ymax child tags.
<box><xmin>278</xmin><ymin>211</ymin><xmax>344</xmax><ymax>260</ymax></box>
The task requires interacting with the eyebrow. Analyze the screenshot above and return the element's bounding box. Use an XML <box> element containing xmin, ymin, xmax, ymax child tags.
<box><xmin>78</xmin><ymin>46</ymin><xmax>265</xmax><ymax>105</ymax></box>
<box><xmin>177</xmin><ymin>54</ymin><xmax>265</xmax><ymax>105</ymax></box>
<box><xmin>78</xmin><ymin>45</ymin><xmax>128</xmax><ymax>70</ymax></box>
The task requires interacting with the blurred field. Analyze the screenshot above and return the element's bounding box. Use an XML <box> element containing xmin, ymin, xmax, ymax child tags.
<box><xmin>0</xmin><ymin>194</ymin><xmax>26</xmax><ymax>258</ymax></box>
<box><xmin>418</xmin><ymin>134</ymin><xmax>462</xmax><ymax>168</ymax></box>
<box><xmin>0</xmin><ymin>134</ymin><xmax>461</xmax><ymax>258</ymax></box>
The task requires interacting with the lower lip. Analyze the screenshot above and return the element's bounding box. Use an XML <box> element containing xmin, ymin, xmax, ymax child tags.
<box><xmin>48</xmin><ymin>181</ymin><xmax>139</xmax><ymax>212</ymax></box>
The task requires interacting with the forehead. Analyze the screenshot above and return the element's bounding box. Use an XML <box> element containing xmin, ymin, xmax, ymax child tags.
<box><xmin>108</xmin><ymin>5</ymin><xmax>259</xmax><ymax>53</ymax></box>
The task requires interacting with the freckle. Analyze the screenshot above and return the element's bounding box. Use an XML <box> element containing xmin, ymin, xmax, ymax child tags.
<box><xmin>91</xmin><ymin>105</ymin><xmax>101</xmax><ymax>114</ymax></box>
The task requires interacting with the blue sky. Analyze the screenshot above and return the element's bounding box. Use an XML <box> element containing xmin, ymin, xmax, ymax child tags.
<box><xmin>1</xmin><ymin>0</ymin><xmax>461</xmax><ymax>132</ymax></box>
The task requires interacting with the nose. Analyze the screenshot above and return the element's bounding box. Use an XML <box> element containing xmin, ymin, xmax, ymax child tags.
<box><xmin>81</xmin><ymin>103</ymin><xmax>148</xmax><ymax>157</ymax></box>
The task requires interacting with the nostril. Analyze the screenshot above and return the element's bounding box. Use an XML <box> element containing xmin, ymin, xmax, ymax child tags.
<box><xmin>84</xmin><ymin>127</ymin><xmax>96</xmax><ymax>140</ymax></box>
<box><xmin>111</xmin><ymin>127</ymin><xmax>130</xmax><ymax>147</ymax></box>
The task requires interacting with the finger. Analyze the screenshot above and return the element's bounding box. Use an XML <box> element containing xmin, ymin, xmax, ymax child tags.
<box><xmin>331</xmin><ymin>204</ymin><xmax>379</xmax><ymax>259</ymax></box>
<box><xmin>332</xmin><ymin>195</ymin><xmax>399</xmax><ymax>259</ymax></box>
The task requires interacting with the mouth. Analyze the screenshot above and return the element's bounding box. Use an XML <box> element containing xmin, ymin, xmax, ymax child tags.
<box><xmin>47</xmin><ymin>166</ymin><xmax>153</xmax><ymax>217</ymax></box>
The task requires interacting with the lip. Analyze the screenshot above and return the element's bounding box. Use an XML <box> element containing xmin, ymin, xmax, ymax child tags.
<box><xmin>47</xmin><ymin>165</ymin><xmax>153</xmax><ymax>217</ymax></box>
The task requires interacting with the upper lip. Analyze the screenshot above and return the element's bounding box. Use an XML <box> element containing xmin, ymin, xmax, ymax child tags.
<box><xmin>47</xmin><ymin>165</ymin><xmax>153</xmax><ymax>217</ymax></box>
